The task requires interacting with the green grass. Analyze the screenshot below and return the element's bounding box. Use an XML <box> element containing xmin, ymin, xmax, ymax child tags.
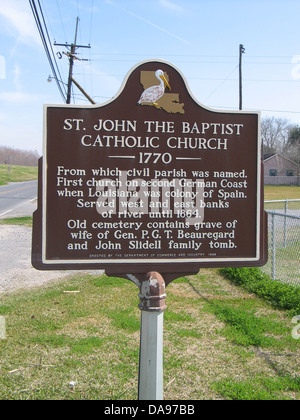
<box><xmin>0</xmin><ymin>270</ymin><xmax>299</xmax><ymax>400</ymax></box>
<box><xmin>212</xmin><ymin>375</ymin><xmax>300</xmax><ymax>400</ymax></box>
<box><xmin>206</xmin><ymin>301</ymin><xmax>292</xmax><ymax>348</ymax></box>
<box><xmin>264</xmin><ymin>186</ymin><xmax>300</xmax><ymax>209</ymax></box>
<box><xmin>0</xmin><ymin>217</ymin><xmax>33</xmax><ymax>228</ymax></box>
<box><xmin>0</xmin><ymin>164</ymin><xmax>38</xmax><ymax>186</ymax></box>
<box><xmin>221</xmin><ymin>267</ymin><xmax>300</xmax><ymax>316</ymax></box>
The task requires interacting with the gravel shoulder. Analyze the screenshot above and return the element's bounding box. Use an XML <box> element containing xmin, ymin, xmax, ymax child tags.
<box><xmin>0</xmin><ymin>224</ymin><xmax>75</xmax><ymax>293</ymax></box>
<box><xmin>0</xmin><ymin>201</ymin><xmax>102</xmax><ymax>294</ymax></box>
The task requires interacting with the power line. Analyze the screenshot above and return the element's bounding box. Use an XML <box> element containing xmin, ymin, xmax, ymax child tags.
<box><xmin>87</xmin><ymin>58</ymin><xmax>294</xmax><ymax>66</ymax></box>
<box><xmin>89</xmin><ymin>0</ymin><xmax>94</xmax><ymax>45</ymax></box>
<box><xmin>88</xmin><ymin>0</ymin><xmax>95</xmax><ymax>97</ymax></box>
<box><xmin>79</xmin><ymin>53</ymin><xmax>294</xmax><ymax>58</ymax></box>
<box><xmin>31</xmin><ymin>1</ymin><xmax>94</xmax><ymax>105</ymax></box>
<box><xmin>29</xmin><ymin>2</ymin><xmax>298</xmax><ymax>115</ymax></box>
<box><xmin>211</xmin><ymin>105</ymin><xmax>300</xmax><ymax>115</ymax></box>
<box><xmin>204</xmin><ymin>65</ymin><xmax>239</xmax><ymax>102</ymax></box>
<box><xmin>55</xmin><ymin>0</ymin><xmax>67</xmax><ymax>42</ymax></box>
<box><xmin>29</xmin><ymin>0</ymin><xmax>67</xmax><ymax>102</ymax></box>
<box><xmin>86</xmin><ymin>53</ymin><xmax>294</xmax><ymax>62</ymax></box>
<box><xmin>72</xmin><ymin>71</ymin><xmax>298</xmax><ymax>83</ymax></box>
<box><xmin>37</xmin><ymin>0</ymin><xmax>66</xmax><ymax>95</ymax></box>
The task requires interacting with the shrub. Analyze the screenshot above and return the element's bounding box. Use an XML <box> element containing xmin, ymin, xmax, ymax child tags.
<box><xmin>220</xmin><ymin>267</ymin><xmax>300</xmax><ymax>316</ymax></box>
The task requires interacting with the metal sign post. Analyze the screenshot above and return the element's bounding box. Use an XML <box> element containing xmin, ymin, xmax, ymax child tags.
<box><xmin>137</xmin><ymin>272</ymin><xmax>167</xmax><ymax>400</ymax></box>
<box><xmin>139</xmin><ymin>310</ymin><xmax>164</xmax><ymax>400</ymax></box>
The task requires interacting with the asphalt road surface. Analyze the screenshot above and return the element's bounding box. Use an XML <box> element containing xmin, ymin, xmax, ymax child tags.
<box><xmin>0</xmin><ymin>180</ymin><xmax>38</xmax><ymax>218</ymax></box>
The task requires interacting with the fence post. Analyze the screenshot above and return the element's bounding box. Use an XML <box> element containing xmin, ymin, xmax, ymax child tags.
<box><xmin>271</xmin><ymin>212</ymin><xmax>276</xmax><ymax>280</ymax></box>
<box><xmin>284</xmin><ymin>200</ymin><xmax>288</xmax><ymax>248</ymax></box>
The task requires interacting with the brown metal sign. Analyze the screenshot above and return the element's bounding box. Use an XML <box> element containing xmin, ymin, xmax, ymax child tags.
<box><xmin>32</xmin><ymin>60</ymin><xmax>267</xmax><ymax>276</ymax></box>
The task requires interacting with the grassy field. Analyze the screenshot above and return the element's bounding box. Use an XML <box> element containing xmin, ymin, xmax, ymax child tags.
<box><xmin>264</xmin><ymin>186</ymin><xmax>300</xmax><ymax>209</ymax></box>
<box><xmin>0</xmin><ymin>217</ymin><xmax>33</xmax><ymax>228</ymax></box>
<box><xmin>0</xmin><ymin>165</ymin><xmax>38</xmax><ymax>186</ymax></box>
<box><xmin>0</xmin><ymin>270</ymin><xmax>299</xmax><ymax>400</ymax></box>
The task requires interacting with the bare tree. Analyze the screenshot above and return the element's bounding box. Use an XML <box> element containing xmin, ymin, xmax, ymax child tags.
<box><xmin>261</xmin><ymin>117</ymin><xmax>291</xmax><ymax>155</ymax></box>
<box><xmin>0</xmin><ymin>146</ymin><xmax>40</xmax><ymax>166</ymax></box>
<box><xmin>284</xmin><ymin>125</ymin><xmax>300</xmax><ymax>164</ymax></box>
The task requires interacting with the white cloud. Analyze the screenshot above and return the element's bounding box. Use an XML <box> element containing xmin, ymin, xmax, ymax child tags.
<box><xmin>0</xmin><ymin>0</ymin><xmax>41</xmax><ymax>46</ymax></box>
<box><xmin>0</xmin><ymin>55</ymin><xmax>6</xmax><ymax>79</ymax></box>
<box><xmin>13</xmin><ymin>65</ymin><xmax>22</xmax><ymax>90</ymax></box>
<box><xmin>0</xmin><ymin>120</ymin><xmax>42</xmax><ymax>152</ymax></box>
<box><xmin>159</xmin><ymin>0</ymin><xmax>185</xmax><ymax>13</ymax></box>
<box><xmin>106</xmin><ymin>0</ymin><xmax>191</xmax><ymax>45</ymax></box>
<box><xmin>75</xmin><ymin>61</ymin><xmax>122</xmax><ymax>100</ymax></box>
<box><xmin>0</xmin><ymin>91</ymin><xmax>41</xmax><ymax>104</ymax></box>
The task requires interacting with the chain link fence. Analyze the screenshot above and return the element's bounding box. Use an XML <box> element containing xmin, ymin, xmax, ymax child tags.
<box><xmin>262</xmin><ymin>200</ymin><xmax>300</xmax><ymax>286</ymax></box>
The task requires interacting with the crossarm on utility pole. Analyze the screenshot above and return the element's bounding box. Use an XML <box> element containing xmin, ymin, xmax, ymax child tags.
<box><xmin>54</xmin><ymin>17</ymin><xmax>91</xmax><ymax>104</ymax></box>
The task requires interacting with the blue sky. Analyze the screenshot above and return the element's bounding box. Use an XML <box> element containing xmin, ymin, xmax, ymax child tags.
<box><xmin>1</xmin><ymin>0</ymin><xmax>300</xmax><ymax>154</ymax></box>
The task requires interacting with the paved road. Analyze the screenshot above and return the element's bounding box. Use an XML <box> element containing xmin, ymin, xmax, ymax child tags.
<box><xmin>0</xmin><ymin>180</ymin><xmax>38</xmax><ymax>218</ymax></box>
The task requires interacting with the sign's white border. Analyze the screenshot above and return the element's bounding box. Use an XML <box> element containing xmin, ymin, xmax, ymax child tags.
<box><xmin>42</xmin><ymin>59</ymin><xmax>262</xmax><ymax>265</ymax></box>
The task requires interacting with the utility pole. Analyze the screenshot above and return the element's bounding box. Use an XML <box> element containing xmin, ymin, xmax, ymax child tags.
<box><xmin>239</xmin><ymin>44</ymin><xmax>246</xmax><ymax>110</ymax></box>
<box><xmin>55</xmin><ymin>17</ymin><xmax>91</xmax><ymax>104</ymax></box>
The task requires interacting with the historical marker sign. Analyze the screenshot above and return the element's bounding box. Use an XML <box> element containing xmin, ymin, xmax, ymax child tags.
<box><xmin>32</xmin><ymin>60</ymin><xmax>267</xmax><ymax>275</ymax></box>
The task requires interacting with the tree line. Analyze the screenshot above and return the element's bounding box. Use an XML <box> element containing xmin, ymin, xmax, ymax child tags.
<box><xmin>261</xmin><ymin>117</ymin><xmax>300</xmax><ymax>164</ymax></box>
<box><xmin>0</xmin><ymin>146</ymin><xmax>40</xmax><ymax>167</ymax></box>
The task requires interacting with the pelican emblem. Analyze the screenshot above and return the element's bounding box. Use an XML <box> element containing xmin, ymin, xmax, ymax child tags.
<box><xmin>138</xmin><ymin>69</ymin><xmax>171</xmax><ymax>108</ymax></box>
